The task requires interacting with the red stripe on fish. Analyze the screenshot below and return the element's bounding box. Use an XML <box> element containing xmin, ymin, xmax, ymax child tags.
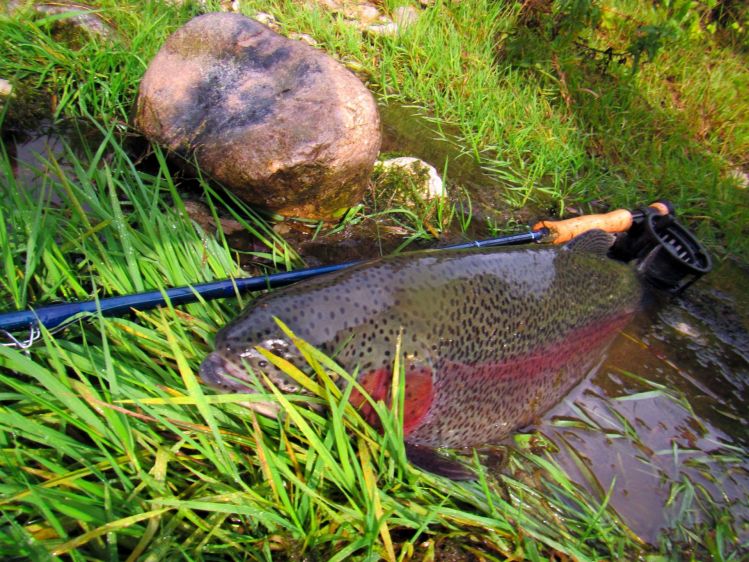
<box><xmin>349</xmin><ymin>367</ymin><xmax>390</xmax><ymax>428</ymax></box>
<box><xmin>402</xmin><ymin>366</ymin><xmax>434</xmax><ymax>435</ymax></box>
<box><xmin>407</xmin><ymin>311</ymin><xmax>635</xmax><ymax>446</ymax></box>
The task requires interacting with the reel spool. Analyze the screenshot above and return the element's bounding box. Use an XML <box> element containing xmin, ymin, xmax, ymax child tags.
<box><xmin>611</xmin><ymin>207</ymin><xmax>712</xmax><ymax>293</ymax></box>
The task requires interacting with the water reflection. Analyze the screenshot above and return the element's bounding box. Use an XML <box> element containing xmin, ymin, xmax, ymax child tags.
<box><xmin>539</xmin><ymin>261</ymin><xmax>749</xmax><ymax>543</ymax></box>
<box><xmin>2</xmin><ymin>119</ymin><xmax>101</xmax><ymax>208</ymax></box>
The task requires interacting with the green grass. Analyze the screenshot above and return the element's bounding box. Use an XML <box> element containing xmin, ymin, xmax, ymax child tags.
<box><xmin>0</xmin><ymin>120</ymin><xmax>646</xmax><ymax>560</ymax></box>
<box><xmin>1</xmin><ymin>0</ymin><xmax>748</xmax><ymax>559</ymax></box>
<box><xmin>236</xmin><ymin>0</ymin><xmax>748</xmax><ymax>257</ymax></box>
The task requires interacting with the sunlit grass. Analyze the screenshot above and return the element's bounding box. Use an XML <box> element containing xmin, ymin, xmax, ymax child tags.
<box><xmin>263</xmin><ymin>0</ymin><xmax>749</xmax><ymax>256</ymax></box>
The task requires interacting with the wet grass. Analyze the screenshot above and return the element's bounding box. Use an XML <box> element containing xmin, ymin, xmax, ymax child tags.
<box><xmin>1</xmin><ymin>0</ymin><xmax>748</xmax><ymax>559</ymax></box>
<box><xmin>551</xmin><ymin>368</ymin><xmax>748</xmax><ymax>555</ymax></box>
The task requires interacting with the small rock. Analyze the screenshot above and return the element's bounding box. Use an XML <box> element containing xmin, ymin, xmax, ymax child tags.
<box><xmin>10</xmin><ymin>2</ymin><xmax>115</xmax><ymax>40</ymax></box>
<box><xmin>392</xmin><ymin>5</ymin><xmax>419</xmax><ymax>28</ymax></box>
<box><xmin>347</xmin><ymin>3</ymin><xmax>383</xmax><ymax>25</ymax></box>
<box><xmin>366</xmin><ymin>22</ymin><xmax>399</xmax><ymax>36</ymax></box>
<box><xmin>377</xmin><ymin>156</ymin><xmax>444</xmax><ymax>200</ymax></box>
<box><xmin>220</xmin><ymin>0</ymin><xmax>241</xmax><ymax>12</ymax></box>
<box><xmin>671</xmin><ymin>321</ymin><xmax>701</xmax><ymax>339</ymax></box>
<box><xmin>309</xmin><ymin>0</ymin><xmax>391</xmax><ymax>28</ymax></box>
<box><xmin>253</xmin><ymin>11</ymin><xmax>280</xmax><ymax>31</ymax></box>
<box><xmin>272</xmin><ymin>222</ymin><xmax>294</xmax><ymax>236</ymax></box>
<box><xmin>0</xmin><ymin>79</ymin><xmax>13</xmax><ymax>98</ymax></box>
<box><xmin>135</xmin><ymin>13</ymin><xmax>381</xmax><ymax>220</ymax></box>
<box><xmin>312</xmin><ymin>0</ymin><xmax>345</xmax><ymax>11</ymax></box>
<box><xmin>366</xmin><ymin>6</ymin><xmax>419</xmax><ymax>36</ymax></box>
<box><xmin>289</xmin><ymin>32</ymin><xmax>318</xmax><ymax>47</ymax></box>
<box><xmin>728</xmin><ymin>167</ymin><xmax>748</xmax><ymax>189</ymax></box>
<box><xmin>183</xmin><ymin>200</ymin><xmax>245</xmax><ymax>236</ymax></box>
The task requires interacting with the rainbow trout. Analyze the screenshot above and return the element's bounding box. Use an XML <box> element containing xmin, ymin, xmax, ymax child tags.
<box><xmin>200</xmin><ymin>230</ymin><xmax>642</xmax><ymax>477</ymax></box>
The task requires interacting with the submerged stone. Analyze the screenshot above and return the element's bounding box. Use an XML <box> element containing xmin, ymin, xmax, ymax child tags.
<box><xmin>135</xmin><ymin>12</ymin><xmax>381</xmax><ymax>220</ymax></box>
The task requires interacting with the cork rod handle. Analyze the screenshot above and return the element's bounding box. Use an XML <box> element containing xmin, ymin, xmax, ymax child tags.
<box><xmin>533</xmin><ymin>202</ymin><xmax>670</xmax><ymax>244</ymax></box>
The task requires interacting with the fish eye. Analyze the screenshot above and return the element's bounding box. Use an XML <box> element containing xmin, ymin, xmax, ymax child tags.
<box><xmin>258</xmin><ymin>360</ymin><xmax>268</xmax><ymax>368</ymax></box>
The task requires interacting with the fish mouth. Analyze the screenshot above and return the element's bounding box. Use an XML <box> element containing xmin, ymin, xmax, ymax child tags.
<box><xmin>199</xmin><ymin>352</ymin><xmax>253</xmax><ymax>391</ymax></box>
<box><xmin>199</xmin><ymin>352</ymin><xmax>281</xmax><ymax>419</ymax></box>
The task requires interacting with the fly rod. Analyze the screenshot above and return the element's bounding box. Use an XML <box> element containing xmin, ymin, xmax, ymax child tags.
<box><xmin>0</xmin><ymin>202</ymin><xmax>677</xmax><ymax>335</ymax></box>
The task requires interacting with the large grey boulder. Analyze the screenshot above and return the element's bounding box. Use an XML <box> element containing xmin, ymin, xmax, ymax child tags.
<box><xmin>135</xmin><ymin>12</ymin><xmax>381</xmax><ymax>219</ymax></box>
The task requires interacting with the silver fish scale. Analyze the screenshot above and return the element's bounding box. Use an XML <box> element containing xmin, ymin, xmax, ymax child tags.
<box><xmin>213</xmin><ymin>242</ymin><xmax>641</xmax><ymax>447</ymax></box>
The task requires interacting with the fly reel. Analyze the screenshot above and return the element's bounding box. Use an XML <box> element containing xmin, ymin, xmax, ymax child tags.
<box><xmin>610</xmin><ymin>205</ymin><xmax>712</xmax><ymax>293</ymax></box>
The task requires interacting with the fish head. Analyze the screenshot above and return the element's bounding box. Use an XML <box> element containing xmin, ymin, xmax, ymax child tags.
<box><xmin>199</xmin><ymin>315</ymin><xmax>312</xmax><ymax>416</ymax></box>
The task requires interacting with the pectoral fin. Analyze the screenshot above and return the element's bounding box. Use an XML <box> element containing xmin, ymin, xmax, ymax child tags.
<box><xmin>405</xmin><ymin>443</ymin><xmax>476</xmax><ymax>481</ymax></box>
<box><xmin>351</xmin><ymin>367</ymin><xmax>470</xmax><ymax>480</ymax></box>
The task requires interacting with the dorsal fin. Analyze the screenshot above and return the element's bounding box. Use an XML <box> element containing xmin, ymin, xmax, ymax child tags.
<box><xmin>564</xmin><ymin>229</ymin><xmax>615</xmax><ymax>256</ymax></box>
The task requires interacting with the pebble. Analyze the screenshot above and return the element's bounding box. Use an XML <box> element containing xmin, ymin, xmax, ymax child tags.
<box><xmin>378</xmin><ymin>156</ymin><xmax>445</xmax><ymax>199</ymax></box>
<box><xmin>0</xmin><ymin>79</ymin><xmax>13</xmax><ymax>98</ymax></box>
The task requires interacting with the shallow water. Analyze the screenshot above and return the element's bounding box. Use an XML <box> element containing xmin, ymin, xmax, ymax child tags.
<box><xmin>5</xmin><ymin>122</ymin><xmax>67</xmax><ymax>195</ymax></box>
<box><xmin>379</xmin><ymin>103</ymin><xmax>542</xmax><ymax>236</ymax></box>
<box><xmin>2</xmin><ymin>118</ymin><xmax>101</xmax><ymax>207</ymax></box>
<box><xmin>538</xmin><ymin>261</ymin><xmax>749</xmax><ymax>544</ymax></box>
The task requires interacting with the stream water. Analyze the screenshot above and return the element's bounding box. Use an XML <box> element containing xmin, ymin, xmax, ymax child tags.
<box><xmin>540</xmin><ymin>261</ymin><xmax>749</xmax><ymax>544</ymax></box>
<box><xmin>4</xmin><ymin>105</ymin><xmax>748</xmax><ymax>549</ymax></box>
